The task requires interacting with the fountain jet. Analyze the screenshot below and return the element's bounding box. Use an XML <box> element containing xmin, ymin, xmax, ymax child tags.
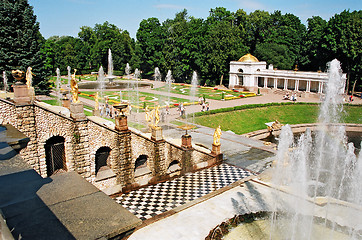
<box><xmin>270</xmin><ymin>59</ymin><xmax>361</xmax><ymax>239</ymax></box>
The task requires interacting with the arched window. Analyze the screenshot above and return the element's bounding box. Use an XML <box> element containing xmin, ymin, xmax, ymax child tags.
<box><xmin>95</xmin><ymin>146</ymin><xmax>111</xmax><ymax>174</ymax></box>
<box><xmin>45</xmin><ymin>136</ymin><xmax>66</xmax><ymax>177</ymax></box>
<box><xmin>135</xmin><ymin>155</ymin><xmax>148</xmax><ymax>170</ymax></box>
<box><xmin>167</xmin><ymin>160</ymin><xmax>181</xmax><ymax>174</ymax></box>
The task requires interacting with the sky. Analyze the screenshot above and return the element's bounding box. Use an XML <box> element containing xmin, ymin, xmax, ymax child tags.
<box><xmin>29</xmin><ymin>0</ymin><xmax>361</xmax><ymax>40</ymax></box>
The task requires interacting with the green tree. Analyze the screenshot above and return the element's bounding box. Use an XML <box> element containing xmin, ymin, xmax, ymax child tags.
<box><xmin>324</xmin><ymin>10</ymin><xmax>362</xmax><ymax>92</ymax></box>
<box><xmin>254</xmin><ymin>43</ymin><xmax>293</xmax><ymax>69</ymax></box>
<box><xmin>0</xmin><ymin>0</ymin><xmax>51</xmax><ymax>94</ymax></box>
<box><xmin>134</xmin><ymin>17</ymin><xmax>165</xmax><ymax>78</ymax></box>
<box><xmin>302</xmin><ymin>16</ymin><xmax>328</xmax><ymax>71</ymax></box>
<box><xmin>203</xmin><ymin>7</ymin><xmax>248</xmax><ymax>85</ymax></box>
<box><xmin>246</xmin><ymin>10</ymin><xmax>271</xmax><ymax>53</ymax></box>
<box><xmin>264</xmin><ymin>11</ymin><xmax>306</xmax><ymax>69</ymax></box>
<box><xmin>163</xmin><ymin>10</ymin><xmax>191</xmax><ymax>82</ymax></box>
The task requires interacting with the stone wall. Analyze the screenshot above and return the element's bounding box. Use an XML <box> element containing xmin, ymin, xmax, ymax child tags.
<box><xmin>0</xmin><ymin>99</ymin><xmax>219</xmax><ymax>193</ymax></box>
<box><xmin>0</xmin><ymin>99</ymin><xmax>41</xmax><ymax>172</ymax></box>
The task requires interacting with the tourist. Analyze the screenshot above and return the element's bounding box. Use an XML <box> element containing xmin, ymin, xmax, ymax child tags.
<box><xmin>206</xmin><ymin>103</ymin><xmax>209</xmax><ymax>111</ymax></box>
<box><xmin>105</xmin><ymin>102</ymin><xmax>110</xmax><ymax>117</ymax></box>
<box><xmin>111</xmin><ymin>106</ymin><xmax>115</xmax><ymax>119</ymax></box>
<box><xmin>349</xmin><ymin>95</ymin><xmax>353</xmax><ymax>102</ymax></box>
<box><xmin>99</xmin><ymin>104</ymin><xmax>104</xmax><ymax>117</ymax></box>
<box><xmin>180</xmin><ymin>104</ymin><xmax>185</xmax><ymax>117</ymax></box>
<box><xmin>166</xmin><ymin>104</ymin><xmax>170</xmax><ymax>115</ymax></box>
<box><xmin>201</xmin><ymin>102</ymin><xmax>206</xmax><ymax>112</ymax></box>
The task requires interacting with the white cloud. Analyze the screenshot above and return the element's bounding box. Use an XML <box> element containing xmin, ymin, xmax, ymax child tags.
<box><xmin>154</xmin><ymin>4</ymin><xmax>186</xmax><ymax>10</ymax></box>
<box><xmin>235</xmin><ymin>0</ymin><xmax>266</xmax><ymax>11</ymax></box>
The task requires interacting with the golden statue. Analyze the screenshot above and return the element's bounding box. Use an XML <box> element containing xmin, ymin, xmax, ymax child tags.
<box><xmin>154</xmin><ymin>105</ymin><xmax>160</xmax><ymax>127</ymax></box>
<box><xmin>267</xmin><ymin>120</ymin><xmax>284</xmax><ymax>132</ymax></box>
<box><xmin>145</xmin><ymin>105</ymin><xmax>161</xmax><ymax>128</ymax></box>
<box><xmin>94</xmin><ymin>92</ymin><xmax>99</xmax><ymax>110</ymax></box>
<box><xmin>213</xmin><ymin>125</ymin><xmax>222</xmax><ymax>146</ymax></box>
<box><xmin>26</xmin><ymin>67</ymin><xmax>35</xmax><ymax>89</ymax></box>
<box><xmin>70</xmin><ymin>69</ymin><xmax>80</xmax><ymax>103</ymax></box>
<box><xmin>145</xmin><ymin>106</ymin><xmax>153</xmax><ymax>123</ymax></box>
<box><xmin>11</xmin><ymin>70</ymin><xmax>24</xmax><ymax>82</ymax></box>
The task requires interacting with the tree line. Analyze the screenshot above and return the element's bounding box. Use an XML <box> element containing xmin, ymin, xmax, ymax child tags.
<box><xmin>0</xmin><ymin>1</ymin><xmax>361</xmax><ymax>94</ymax></box>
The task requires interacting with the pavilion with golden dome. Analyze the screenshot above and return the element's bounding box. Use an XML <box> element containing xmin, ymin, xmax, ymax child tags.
<box><xmin>229</xmin><ymin>54</ymin><xmax>346</xmax><ymax>95</ymax></box>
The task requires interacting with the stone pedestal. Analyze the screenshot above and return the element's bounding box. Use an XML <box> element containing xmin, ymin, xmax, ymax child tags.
<box><xmin>70</xmin><ymin>102</ymin><xmax>86</xmax><ymax>120</ymax></box>
<box><xmin>13</xmin><ymin>84</ymin><xmax>30</xmax><ymax>104</ymax></box>
<box><xmin>115</xmin><ymin>115</ymin><xmax>128</xmax><ymax>131</ymax></box>
<box><xmin>62</xmin><ymin>98</ymin><xmax>70</xmax><ymax>108</ymax></box>
<box><xmin>29</xmin><ymin>87</ymin><xmax>35</xmax><ymax>102</ymax></box>
<box><xmin>92</xmin><ymin>109</ymin><xmax>100</xmax><ymax>117</ymax></box>
<box><xmin>211</xmin><ymin>143</ymin><xmax>221</xmax><ymax>155</ymax></box>
<box><xmin>181</xmin><ymin>134</ymin><xmax>192</xmax><ymax>149</ymax></box>
<box><xmin>151</xmin><ymin>126</ymin><xmax>163</xmax><ymax>141</ymax></box>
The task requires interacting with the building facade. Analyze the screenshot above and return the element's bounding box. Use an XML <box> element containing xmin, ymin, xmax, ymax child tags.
<box><xmin>229</xmin><ymin>54</ymin><xmax>346</xmax><ymax>94</ymax></box>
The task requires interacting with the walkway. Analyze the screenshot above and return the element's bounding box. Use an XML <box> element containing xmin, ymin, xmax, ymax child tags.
<box><xmin>115</xmin><ymin>164</ymin><xmax>253</xmax><ymax>221</ymax></box>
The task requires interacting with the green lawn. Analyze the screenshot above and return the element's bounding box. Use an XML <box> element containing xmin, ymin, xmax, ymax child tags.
<box><xmin>194</xmin><ymin>104</ymin><xmax>362</xmax><ymax>134</ymax></box>
<box><xmin>80</xmin><ymin>90</ymin><xmax>190</xmax><ymax>109</ymax></box>
<box><xmin>153</xmin><ymin>83</ymin><xmax>255</xmax><ymax>100</ymax></box>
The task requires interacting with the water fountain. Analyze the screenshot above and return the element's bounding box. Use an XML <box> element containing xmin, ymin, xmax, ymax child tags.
<box><xmin>270</xmin><ymin>59</ymin><xmax>362</xmax><ymax>239</ymax></box>
<box><xmin>67</xmin><ymin>66</ymin><xmax>71</xmax><ymax>88</ymax></box>
<box><xmin>125</xmin><ymin>63</ymin><xmax>131</xmax><ymax>78</ymax></box>
<box><xmin>134</xmin><ymin>68</ymin><xmax>140</xmax><ymax>80</ymax></box>
<box><xmin>165</xmin><ymin>70</ymin><xmax>174</xmax><ymax>107</ymax></box>
<box><xmin>190</xmin><ymin>71</ymin><xmax>198</xmax><ymax>123</ymax></box>
<box><xmin>106</xmin><ymin>49</ymin><xmax>115</xmax><ymax>82</ymax></box>
<box><xmin>3</xmin><ymin>71</ymin><xmax>7</xmax><ymax>93</ymax></box>
<box><xmin>134</xmin><ymin>69</ymin><xmax>140</xmax><ymax>114</ymax></box>
<box><xmin>154</xmin><ymin>67</ymin><xmax>161</xmax><ymax>82</ymax></box>
<box><xmin>98</xmin><ymin>66</ymin><xmax>105</xmax><ymax>108</ymax></box>
<box><xmin>56</xmin><ymin>68</ymin><xmax>61</xmax><ymax>105</ymax></box>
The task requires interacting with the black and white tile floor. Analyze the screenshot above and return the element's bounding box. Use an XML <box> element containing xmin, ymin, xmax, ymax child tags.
<box><xmin>115</xmin><ymin>163</ymin><xmax>253</xmax><ymax>221</ymax></box>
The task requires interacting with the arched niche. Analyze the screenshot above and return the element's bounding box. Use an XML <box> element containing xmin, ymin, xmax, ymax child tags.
<box><xmin>45</xmin><ymin>136</ymin><xmax>66</xmax><ymax>177</ymax></box>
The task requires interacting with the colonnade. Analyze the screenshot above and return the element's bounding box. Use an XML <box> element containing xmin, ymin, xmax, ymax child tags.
<box><xmin>259</xmin><ymin>77</ymin><xmax>324</xmax><ymax>93</ymax></box>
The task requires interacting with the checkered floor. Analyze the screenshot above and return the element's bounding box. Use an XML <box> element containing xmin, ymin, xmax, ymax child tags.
<box><xmin>115</xmin><ymin>163</ymin><xmax>253</xmax><ymax>221</ymax></box>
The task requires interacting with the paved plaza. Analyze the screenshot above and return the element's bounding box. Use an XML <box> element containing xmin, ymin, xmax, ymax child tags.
<box><xmin>115</xmin><ymin>164</ymin><xmax>253</xmax><ymax>221</ymax></box>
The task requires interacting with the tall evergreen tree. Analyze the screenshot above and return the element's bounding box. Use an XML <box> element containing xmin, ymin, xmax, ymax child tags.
<box><xmin>0</xmin><ymin>0</ymin><xmax>51</xmax><ymax>94</ymax></box>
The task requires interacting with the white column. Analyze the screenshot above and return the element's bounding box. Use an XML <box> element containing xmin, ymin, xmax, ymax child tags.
<box><xmin>284</xmin><ymin>79</ymin><xmax>288</xmax><ymax>90</ymax></box>
<box><xmin>319</xmin><ymin>82</ymin><xmax>324</xmax><ymax>93</ymax></box>
<box><xmin>264</xmin><ymin>78</ymin><xmax>267</xmax><ymax>88</ymax></box>
<box><xmin>229</xmin><ymin>74</ymin><xmax>237</xmax><ymax>88</ymax></box>
<box><xmin>274</xmin><ymin>78</ymin><xmax>277</xmax><ymax>89</ymax></box>
<box><xmin>295</xmin><ymin>80</ymin><xmax>299</xmax><ymax>91</ymax></box>
<box><xmin>306</xmin><ymin>80</ymin><xmax>311</xmax><ymax>92</ymax></box>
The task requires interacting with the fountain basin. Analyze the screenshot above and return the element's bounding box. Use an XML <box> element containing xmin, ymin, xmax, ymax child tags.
<box><xmin>78</xmin><ymin>80</ymin><xmax>152</xmax><ymax>90</ymax></box>
<box><xmin>207</xmin><ymin>211</ymin><xmax>358</xmax><ymax>240</ymax></box>
<box><xmin>245</xmin><ymin>123</ymin><xmax>362</xmax><ymax>151</ymax></box>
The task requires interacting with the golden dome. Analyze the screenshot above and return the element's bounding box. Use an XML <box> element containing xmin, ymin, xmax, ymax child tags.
<box><xmin>238</xmin><ymin>54</ymin><xmax>259</xmax><ymax>62</ymax></box>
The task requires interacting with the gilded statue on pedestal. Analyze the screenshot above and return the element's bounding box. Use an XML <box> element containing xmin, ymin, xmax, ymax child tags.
<box><xmin>145</xmin><ymin>105</ymin><xmax>161</xmax><ymax>128</ymax></box>
<box><xmin>26</xmin><ymin>67</ymin><xmax>35</xmax><ymax>89</ymax></box>
<box><xmin>154</xmin><ymin>105</ymin><xmax>160</xmax><ymax>127</ymax></box>
<box><xmin>94</xmin><ymin>92</ymin><xmax>99</xmax><ymax>110</ymax></box>
<box><xmin>70</xmin><ymin>69</ymin><xmax>80</xmax><ymax>103</ymax></box>
<box><xmin>213</xmin><ymin>125</ymin><xmax>222</xmax><ymax>146</ymax></box>
<box><xmin>11</xmin><ymin>70</ymin><xmax>24</xmax><ymax>83</ymax></box>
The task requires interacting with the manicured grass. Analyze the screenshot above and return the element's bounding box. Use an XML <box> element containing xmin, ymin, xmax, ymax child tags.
<box><xmin>193</xmin><ymin>104</ymin><xmax>362</xmax><ymax>135</ymax></box>
<box><xmin>153</xmin><ymin>83</ymin><xmax>255</xmax><ymax>100</ymax></box>
<box><xmin>80</xmin><ymin>90</ymin><xmax>191</xmax><ymax>109</ymax></box>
